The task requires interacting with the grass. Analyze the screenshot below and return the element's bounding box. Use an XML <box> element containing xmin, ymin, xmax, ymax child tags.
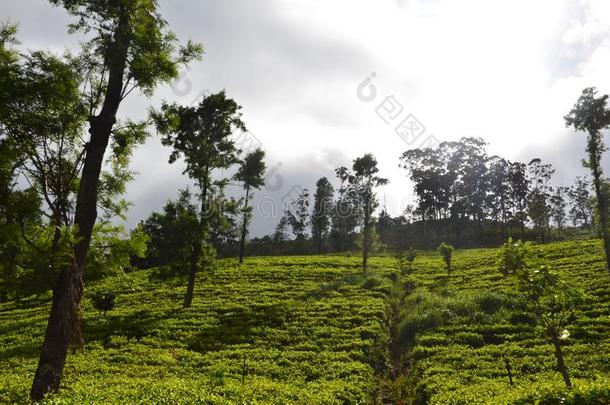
<box><xmin>399</xmin><ymin>239</ymin><xmax>610</xmax><ymax>404</ymax></box>
<box><xmin>0</xmin><ymin>256</ymin><xmax>393</xmax><ymax>404</ymax></box>
<box><xmin>0</xmin><ymin>239</ymin><xmax>609</xmax><ymax>403</ymax></box>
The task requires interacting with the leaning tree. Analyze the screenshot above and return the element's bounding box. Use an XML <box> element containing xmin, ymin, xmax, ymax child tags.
<box><xmin>25</xmin><ymin>1</ymin><xmax>201</xmax><ymax>399</ymax></box>
<box><xmin>565</xmin><ymin>87</ymin><xmax>610</xmax><ymax>275</ymax></box>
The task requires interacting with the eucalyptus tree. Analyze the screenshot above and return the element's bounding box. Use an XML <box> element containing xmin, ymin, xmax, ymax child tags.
<box><xmin>508</xmin><ymin>162</ymin><xmax>529</xmax><ymax>238</ymax></box>
<box><xmin>273</xmin><ymin>215</ymin><xmax>290</xmax><ymax>249</ymax></box>
<box><xmin>22</xmin><ymin>0</ymin><xmax>201</xmax><ymax>398</ymax></box>
<box><xmin>568</xmin><ymin>176</ymin><xmax>593</xmax><ymax>227</ymax></box>
<box><xmin>234</xmin><ymin>148</ymin><xmax>266</xmax><ymax>263</ymax></box>
<box><xmin>549</xmin><ymin>186</ymin><xmax>568</xmax><ymax>234</ymax></box>
<box><xmin>153</xmin><ymin>91</ymin><xmax>244</xmax><ymax>308</ymax></box>
<box><xmin>311</xmin><ymin>177</ymin><xmax>334</xmax><ymax>254</ymax></box>
<box><xmin>330</xmin><ymin>167</ymin><xmax>359</xmax><ymax>251</ymax></box>
<box><xmin>565</xmin><ymin>87</ymin><xmax>610</xmax><ymax>274</ymax></box>
<box><xmin>527</xmin><ymin>158</ymin><xmax>555</xmax><ymax>242</ymax></box>
<box><xmin>400</xmin><ymin>147</ymin><xmax>447</xmax><ymax>223</ymax></box>
<box><xmin>285</xmin><ymin>188</ymin><xmax>310</xmax><ymax>242</ymax></box>
<box><xmin>351</xmin><ymin>154</ymin><xmax>388</xmax><ymax>272</ymax></box>
<box><xmin>459</xmin><ymin>137</ymin><xmax>489</xmax><ymax>235</ymax></box>
<box><xmin>487</xmin><ymin>156</ymin><xmax>511</xmax><ymax>238</ymax></box>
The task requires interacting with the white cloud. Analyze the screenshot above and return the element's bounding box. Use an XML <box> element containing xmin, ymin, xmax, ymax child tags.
<box><xmin>5</xmin><ymin>0</ymin><xmax>610</xmax><ymax>233</ymax></box>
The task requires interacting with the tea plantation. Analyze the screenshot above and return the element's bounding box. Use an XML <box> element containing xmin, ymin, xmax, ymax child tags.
<box><xmin>1</xmin><ymin>240</ymin><xmax>610</xmax><ymax>404</ymax></box>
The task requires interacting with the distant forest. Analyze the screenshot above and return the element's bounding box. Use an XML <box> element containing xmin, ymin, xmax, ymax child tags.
<box><xmin>140</xmin><ymin>136</ymin><xmax>602</xmax><ymax>266</ymax></box>
<box><xmin>233</xmin><ymin>137</ymin><xmax>598</xmax><ymax>256</ymax></box>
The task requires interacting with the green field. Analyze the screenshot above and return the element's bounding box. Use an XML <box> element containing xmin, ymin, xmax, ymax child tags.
<box><xmin>1</xmin><ymin>239</ymin><xmax>610</xmax><ymax>404</ymax></box>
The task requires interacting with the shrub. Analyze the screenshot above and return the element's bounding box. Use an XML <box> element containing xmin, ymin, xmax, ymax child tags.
<box><xmin>509</xmin><ymin>311</ymin><xmax>538</xmax><ymax>325</ymax></box>
<box><xmin>91</xmin><ymin>291</ymin><xmax>116</xmax><ymax>316</ymax></box>
<box><xmin>396</xmin><ymin>247</ymin><xmax>417</xmax><ymax>275</ymax></box>
<box><xmin>406</xmin><ymin>246</ymin><xmax>417</xmax><ymax>265</ymax></box>
<box><xmin>498</xmin><ymin>237</ymin><xmax>529</xmax><ymax>276</ymax></box>
<box><xmin>437</xmin><ymin>242</ymin><xmax>454</xmax><ymax>275</ymax></box>
<box><xmin>475</xmin><ymin>291</ymin><xmax>513</xmax><ymax>314</ymax></box>
<box><xmin>362</xmin><ymin>275</ymin><xmax>383</xmax><ymax>289</ymax></box>
<box><xmin>454</xmin><ymin>332</ymin><xmax>485</xmax><ymax>348</ymax></box>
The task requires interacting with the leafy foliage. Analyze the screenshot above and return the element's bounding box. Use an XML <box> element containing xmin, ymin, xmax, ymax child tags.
<box><xmin>437</xmin><ymin>242</ymin><xmax>454</xmax><ymax>275</ymax></box>
<box><xmin>91</xmin><ymin>291</ymin><xmax>116</xmax><ymax>316</ymax></box>
<box><xmin>498</xmin><ymin>237</ymin><xmax>530</xmax><ymax>277</ymax></box>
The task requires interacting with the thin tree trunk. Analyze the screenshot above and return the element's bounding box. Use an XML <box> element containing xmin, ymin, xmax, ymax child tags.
<box><xmin>501</xmin><ymin>198</ymin><xmax>507</xmax><ymax>240</ymax></box>
<box><xmin>30</xmin><ymin>9</ymin><xmax>130</xmax><ymax>400</ymax></box>
<box><xmin>317</xmin><ymin>233</ymin><xmax>323</xmax><ymax>254</ymax></box>
<box><xmin>238</xmin><ymin>185</ymin><xmax>250</xmax><ymax>264</ymax></box>
<box><xmin>184</xmin><ymin>173</ymin><xmax>209</xmax><ymax>308</ymax></box>
<box><xmin>591</xmin><ymin>155</ymin><xmax>610</xmax><ymax>275</ymax></box>
<box><xmin>552</xmin><ymin>335</ymin><xmax>572</xmax><ymax>388</ymax></box>
<box><xmin>183</xmin><ymin>241</ymin><xmax>200</xmax><ymax>308</ymax></box>
<box><xmin>362</xmin><ymin>196</ymin><xmax>371</xmax><ymax>273</ymax></box>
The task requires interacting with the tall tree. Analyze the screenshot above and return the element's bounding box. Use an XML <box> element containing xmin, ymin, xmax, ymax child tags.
<box><xmin>400</xmin><ymin>138</ymin><xmax>489</xmax><ymax>245</ymax></box>
<box><xmin>487</xmin><ymin>156</ymin><xmax>511</xmax><ymax>238</ymax></box>
<box><xmin>508</xmin><ymin>162</ymin><xmax>529</xmax><ymax>238</ymax></box>
<box><xmin>28</xmin><ymin>1</ymin><xmax>200</xmax><ymax>396</ymax></box>
<box><xmin>311</xmin><ymin>177</ymin><xmax>334</xmax><ymax>254</ymax></box>
<box><xmin>22</xmin><ymin>2</ymin><xmax>200</xmax><ymax>398</ymax></box>
<box><xmin>206</xmin><ymin>186</ymin><xmax>241</xmax><ymax>258</ymax></box>
<box><xmin>285</xmin><ymin>189</ymin><xmax>310</xmax><ymax>242</ymax></box>
<box><xmin>0</xmin><ymin>13</ymin><xmax>199</xmax><ymax>398</ymax></box>
<box><xmin>568</xmin><ymin>176</ymin><xmax>593</xmax><ymax>227</ymax></box>
<box><xmin>273</xmin><ymin>215</ymin><xmax>290</xmax><ymax>253</ymax></box>
<box><xmin>565</xmin><ymin>87</ymin><xmax>610</xmax><ymax>274</ymax></box>
<box><xmin>153</xmin><ymin>91</ymin><xmax>244</xmax><ymax>308</ymax></box>
<box><xmin>527</xmin><ymin>158</ymin><xmax>554</xmax><ymax>242</ymax></box>
<box><xmin>549</xmin><ymin>186</ymin><xmax>568</xmax><ymax>234</ymax></box>
<box><xmin>330</xmin><ymin>167</ymin><xmax>359</xmax><ymax>251</ymax></box>
<box><xmin>351</xmin><ymin>154</ymin><xmax>388</xmax><ymax>272</ymax></box>
<box><xmin>234</xmin><ymin>149</ymin><xmax>266</xmax><ymax>263</ymax></box>
<box><xmin>459</xmin><ymin>138</ymin><xmax>489</xmax><ymax>237</ymax></box>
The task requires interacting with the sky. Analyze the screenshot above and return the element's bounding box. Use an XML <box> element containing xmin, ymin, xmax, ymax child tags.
<box><xmin>3</xmin><ymin>0</ymin><xmax>610</xmax><ymax>237</ymax></box>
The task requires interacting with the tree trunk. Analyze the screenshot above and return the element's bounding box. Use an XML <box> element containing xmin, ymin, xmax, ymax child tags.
<box><xmin>184</xmin><ymin>174</ymin><xmax>209</xmax><ymax>308</ymax></box>
<box><xmin>30</xmin><ymin>9</ymin><xmax>130</xmax><ymax>400</ymax></box>
<box><xmin>551</xmin><ymin>334</ymin><xmax>572</xmax><ymax>388</ymax></box>
<box><xmin>501</xmin><ymin>199</ymin><xmax>507</xmax><ymax>240</ymax></box>
<box><xmin>362</xmin><ymin>196</ymin><xmax>371</xmax><ymax>273</ymax></box>
<box><xmin>238</xmin><ymin>185</ymin><xmax>250</xmax><ymax>264</ymax></box>
<box><xmin>317</xmin><ymin>233</ymin><xmax>323</xmax><ymax>254</ymax></box>
<box><xmin>591</xmin><ymin>155</ymin><xmax>610</xmax><ymax>275</ymax></box>
<box><xmin>183</xmin><ymin>242</ymin><xmax>200</xmax><ymax>308</ymax></box>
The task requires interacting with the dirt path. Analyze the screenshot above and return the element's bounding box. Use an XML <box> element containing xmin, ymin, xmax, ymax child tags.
<box><xmin>373</xmin><ymin>270</ymin><xmax>413</xmax><ymax>404</ymax></box>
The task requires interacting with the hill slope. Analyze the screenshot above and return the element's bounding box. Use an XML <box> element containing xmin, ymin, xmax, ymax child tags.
<box><xmin>1</xmin><ymin>240</ymin><xmax>610</xmax><ymax>404</ymax></box>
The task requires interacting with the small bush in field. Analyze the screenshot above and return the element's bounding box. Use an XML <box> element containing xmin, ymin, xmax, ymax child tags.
<box><xmin>437</xmin><ymin>242</ymin><xmax>454</xmax><ymax>275</ymax></box>
<box><xmin>396</xmin><ymin>247</ymin><xmax>418</xmax><ymax>275</ymax></box>
<box><xmin>92</xmin><ymin>291</ymin><xmax>116</xmax><ymax>316</ymax></box>
<box><xmin>406</xmin><ymin>246</ymin><xmax>417</xmax><ymax>264</ymax></box>
<box><xmin>498</xmin><ymin>237</ymin><xmax>529</xmax><ymax>276</ymax></box>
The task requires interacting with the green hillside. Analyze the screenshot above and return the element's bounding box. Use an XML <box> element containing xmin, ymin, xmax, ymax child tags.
<box><xmin>1</xmin><ymin>240</ymin><xmax>610</xmax><ymax>404</ymax></box>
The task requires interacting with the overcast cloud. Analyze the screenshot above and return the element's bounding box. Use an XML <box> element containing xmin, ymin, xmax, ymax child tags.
<box><xmin>3</xmin><ymin>0</ymin><xmax>610</xmax><ymax>236</ymax></box>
